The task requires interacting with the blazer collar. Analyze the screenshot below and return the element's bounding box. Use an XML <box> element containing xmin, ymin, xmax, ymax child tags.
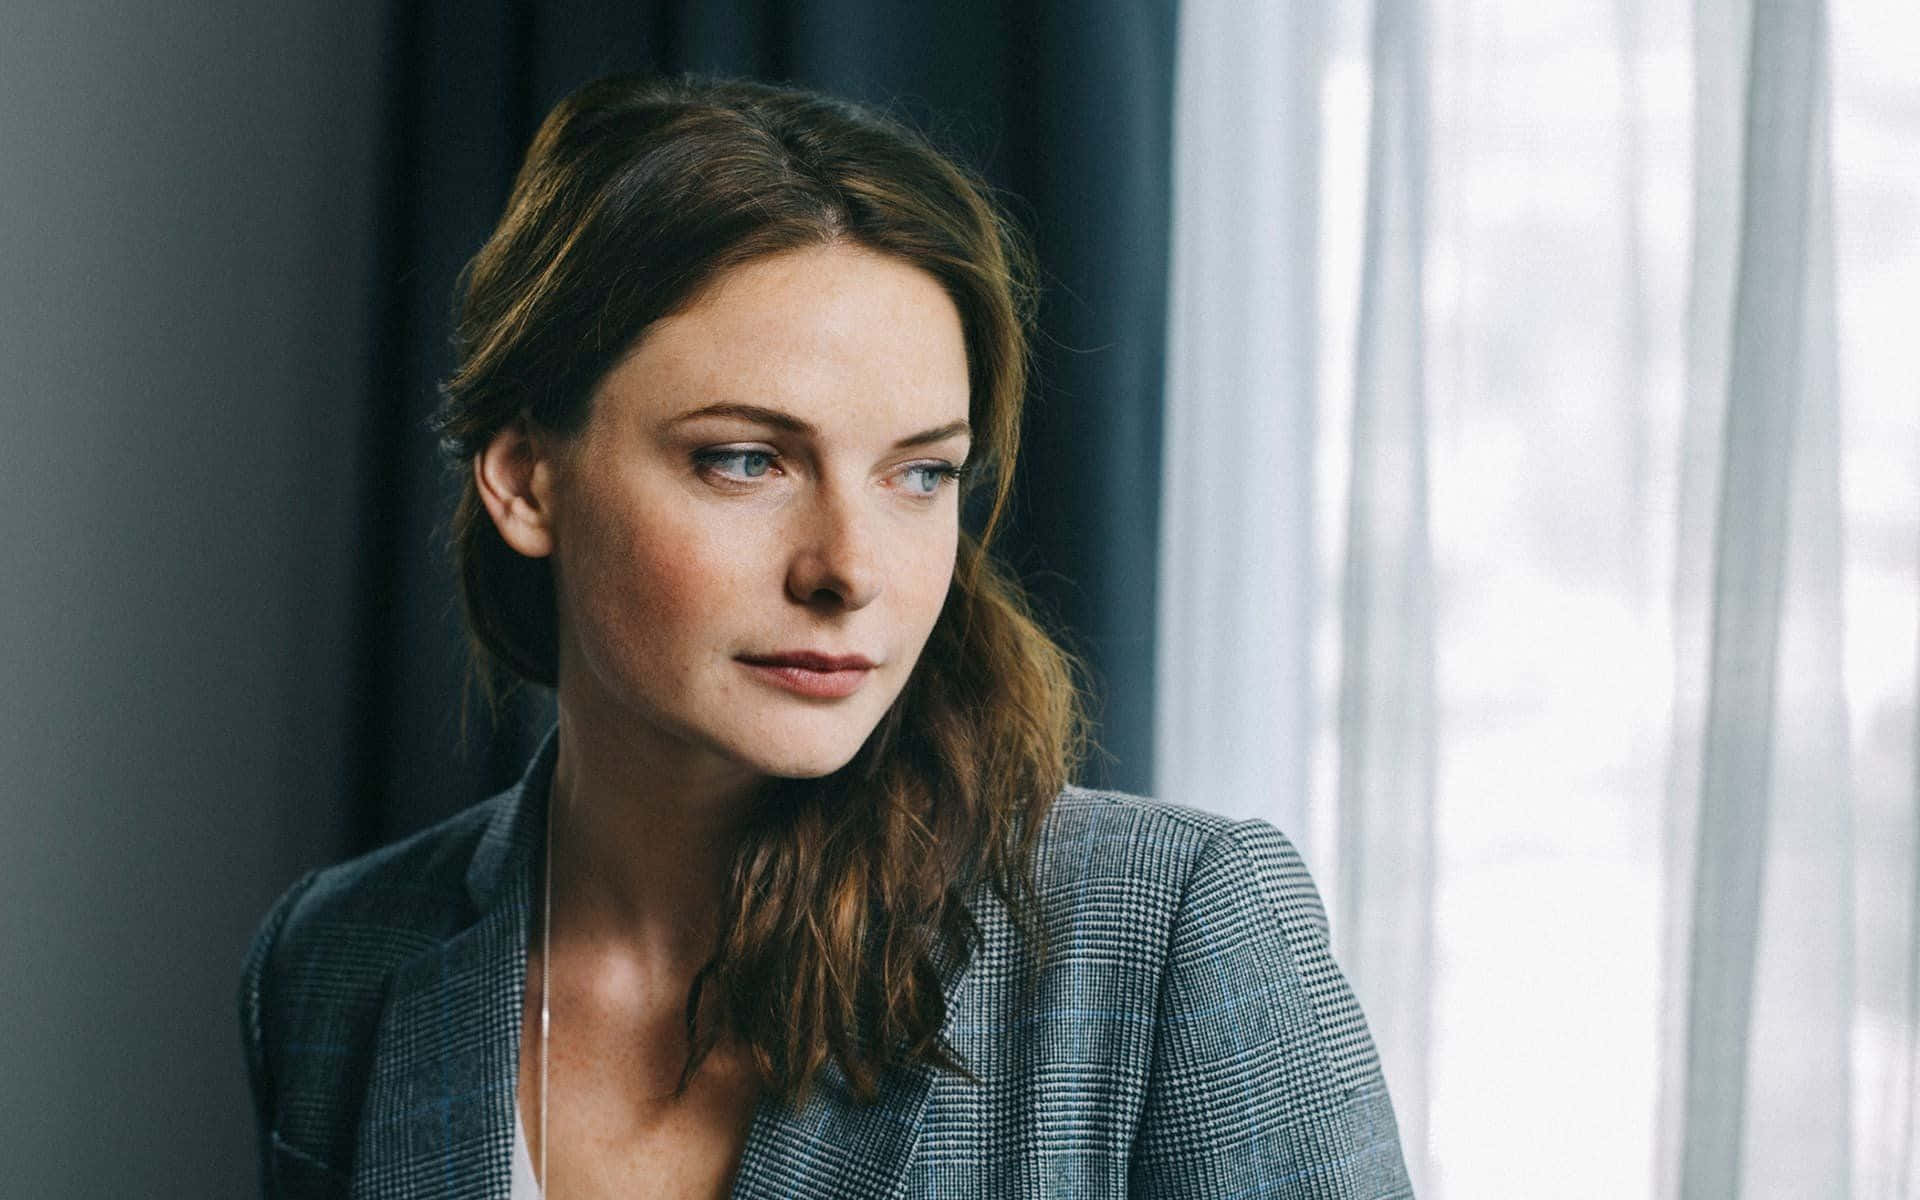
<box><xmin>464</xmin><ymin>725</ymin><xmax>556</xmax><ymax>911</ymax></box>
<box><xmin>350</xmin><ymin>724</ymin><xmax>555</xmax><ymax>1199</ymax></box>
<box><xmin>350</xmin><ymin>722</ymin><xmax>977</xmax><ymax>1199</ymax></box>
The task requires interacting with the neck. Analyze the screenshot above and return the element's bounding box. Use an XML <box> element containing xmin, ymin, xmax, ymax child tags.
<box><xmin>547</xmin><ymin>697</ymin><xmax>768</xmax><ymax>970</ymax></box>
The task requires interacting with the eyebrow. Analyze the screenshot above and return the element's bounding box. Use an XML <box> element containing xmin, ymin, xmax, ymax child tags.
<box><xmin>665</xmin><ymin>402</ymin><xmax>971</xmax><ymax>449</ymax></box>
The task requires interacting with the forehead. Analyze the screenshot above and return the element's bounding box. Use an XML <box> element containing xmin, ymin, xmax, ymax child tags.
<box><xmin>593</xmin><ymin>242</ymin><xmax>970</xmax><ymax>437</ymax></box>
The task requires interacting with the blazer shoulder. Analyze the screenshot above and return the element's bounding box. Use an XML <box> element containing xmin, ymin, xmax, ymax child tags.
<box><xmin>1022</xmin><ymin>785</ymin><xmax>1334</xmax><ymax>993</ymax></box>
<box><xmin>1052</xmin><ymin>790</ymin><xmax>1411</xmax><ymax>1195</ymax></box>
<box><xmin>1035</xmin><ymin>784</ymin><xmax>1319</xmax><ymax>921</ymax></box>
<box><xmin>238</xmin><ymin>794</ymin><xmax>518</xmax><ymax>1179</ymax></box>
<box><xmin>242</xmin><ymin>791</ymin><xmax>513</xmax><ymax>1030</ymax></box>
<box><xmin>287</xmin><ymin>794</ymin><xmax>508</xmax><ymax>937</ymax></box>
<box><xmin>243</xmin><ymin>796</ymin><xmax>514</xmax><ymax>1049</ymax></box>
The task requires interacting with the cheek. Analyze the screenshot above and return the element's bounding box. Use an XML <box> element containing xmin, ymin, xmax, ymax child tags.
<box><xmin>564</xmin><ymin>493</ymin><xmax>764</xmax><ymax>678</ymax></box>
<box><xmin>893</xmin><ymin>520</ymin><xmax>959</xmax><ymax>627</ymax></box>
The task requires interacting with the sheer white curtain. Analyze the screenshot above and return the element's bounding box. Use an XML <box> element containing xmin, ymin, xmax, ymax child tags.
<box><xmin>1659</xmin><ymin>1</ymin><xmax>1852</xmax><ymax>1195</ymax></box>
<box><xmin>1156</xmin><ymin>1</ymin><xmax>1324</xmax><ymax>849</ymax></box>
<box><xmin>1157</xmin><ymin>0</ymin><xmax>1920</xmax><ymax>1196</ymax></box>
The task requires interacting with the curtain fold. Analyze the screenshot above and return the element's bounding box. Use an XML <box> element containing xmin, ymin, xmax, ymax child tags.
<box><xmin>1655</xmin><ymin>0</ymin><xmax>1749</xmax><ymax>1187</ymax></box>
<box><xmin>1660</xmin><ymin>0</ymin><xmax>1849</xmax><ymax>1195</ymax></box>
<box><xmin>1335</xmin><ymin>0</ymin><xmax>1435</xmax><ymax>1187</ymax></box>
<box><xmin>1907</xmin><ymin>664</ymin><xmax>1920</xmax><ymax>1198</ymax></box>
<box><xmin>1157</xmin><ymin>2</ymin><xmax>1324</xmax><ymax>839</ymax></box>
<box><xmin>1164</xmin><ymin>0</ymin><xmax>1916</xmax><ymax>1194</ymax></box>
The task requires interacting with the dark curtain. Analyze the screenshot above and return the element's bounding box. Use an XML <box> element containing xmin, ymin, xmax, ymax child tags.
<box><xmin>351</xmin><ymin>0</ymin><xmax>1177</xmax><ymax>849</ymax></box>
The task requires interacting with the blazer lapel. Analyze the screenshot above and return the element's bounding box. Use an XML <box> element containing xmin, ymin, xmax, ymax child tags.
<box><xmin>350</xmin><ymin>731</ymin><xmax>552</xmax><ymax>1199</ymax></box>
<box><xmin>728</xmin><ymin>932</ymin><xmax>980</xmax><ymax>1200</ymax></box>
<box><xmin>728</xmin><ymin>1061</ymin><xmax>936</xmax><ymax>1200</ymax></box>
<box><xmin>349</xmin><ymin>879</ymin><xmax>530</xmax><ymax>1199</ymax></box>
<box><xmin>341</xmin><ymin>720</ymin><xmax>981</xmax><ymax>1199</ymax></box>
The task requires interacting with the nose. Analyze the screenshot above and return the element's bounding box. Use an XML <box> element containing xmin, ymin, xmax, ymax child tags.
<box><xmin>785</xmin><ymin>487</ymin><xmax>882</xmax><ymax>611</ymax></box>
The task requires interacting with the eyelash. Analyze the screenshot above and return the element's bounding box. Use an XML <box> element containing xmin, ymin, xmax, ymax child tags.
<box><xmin>691</xmin><ymin>449</ymin><xmax>966</xmax><ymax>495</ymax></box>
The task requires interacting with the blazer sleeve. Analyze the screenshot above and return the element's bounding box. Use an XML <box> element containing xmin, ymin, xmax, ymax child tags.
<box><xmin>1128</xmin><ymin>819</ymin><xmax>1414</xmax><ymax>1199</ymax></box>
<box><xmin>237</xmin><ymin>869</ymin><xmax>320</xmax><ymax>1199</ymax></box>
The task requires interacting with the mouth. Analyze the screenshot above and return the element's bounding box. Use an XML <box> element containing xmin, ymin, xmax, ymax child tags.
<box><xmin>736</xmin><ymin>652</ymin><xmax>879</xmax><ymax>700</ymax></box>
<box><xmin>739</xmin><ymin>651</ymin><xmax>879</xmax><ymax>671</ymax></box>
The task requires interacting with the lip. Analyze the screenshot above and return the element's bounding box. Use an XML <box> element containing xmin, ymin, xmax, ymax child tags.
<box><xmin>737</xmin><ymin>651</ymin><xmax>879</xmax><ymax>700</ymax></box>
<box><xmin>739</xmin><ymin>650</ymin><xmax>879</xmax><ymax>671</ymax></box>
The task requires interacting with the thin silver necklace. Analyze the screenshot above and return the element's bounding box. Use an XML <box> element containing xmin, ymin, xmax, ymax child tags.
<box><xmin>540</xmin><ymin>791</ymin><xmax>553</xmax><ymax>1194</ymax></box>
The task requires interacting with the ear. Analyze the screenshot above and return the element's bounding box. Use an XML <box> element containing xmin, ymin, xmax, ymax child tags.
<box><xmin>474</xmin><ymin>417</ymin><xmax>562</xmax><ymax>559</ymax></box>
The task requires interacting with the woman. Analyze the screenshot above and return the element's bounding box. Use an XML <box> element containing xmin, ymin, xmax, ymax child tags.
<box><xmin>239</xmin><ymin>74</ymin><xmax>1412</xmax><ymax>1199</ymax></box>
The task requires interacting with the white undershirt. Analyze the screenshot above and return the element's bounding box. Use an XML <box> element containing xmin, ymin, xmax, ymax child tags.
<box><xmin>510</xmin><ymin>1106</ymin><xmax>541</xmax><ymax>1199</ymax></box>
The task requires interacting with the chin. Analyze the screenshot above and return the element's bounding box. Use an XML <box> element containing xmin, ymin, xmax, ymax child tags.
<box><xmin>738</xmin><ymin>720</ymin><xmax>882</xmax><ymax>781</ymax></box>
<box><xmin>754</xmin><ymin>744</ymin><xmax>867</xmax><ymax>780</ymax></box>
<box><xmin>721</xmin><ymin>683</ymin><xmax>906</xmax><ymax>781</ymax></box>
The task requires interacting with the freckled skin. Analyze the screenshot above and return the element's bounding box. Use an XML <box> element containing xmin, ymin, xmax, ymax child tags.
<box><xmin>550</xmin><ymin>242</ymin><xmax>970</xmax><ymax>785</ymax></box>
<box><xmin>480</xmin><ymin>242</ymin><xmax>975</xmax><ymax>1198</ymax></box>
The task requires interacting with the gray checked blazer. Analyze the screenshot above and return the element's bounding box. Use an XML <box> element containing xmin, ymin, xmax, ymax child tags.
<box><xmin>240</xmin><ymin>725</ymin><xmax>1413</xmax><ymax>1198</ymax></box>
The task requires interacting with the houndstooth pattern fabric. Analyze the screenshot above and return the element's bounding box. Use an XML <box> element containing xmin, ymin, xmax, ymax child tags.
<box><xmin>240</xmin><ymin>725</ymin><xmax>1413</xmax><ymax>1198</ymax></box>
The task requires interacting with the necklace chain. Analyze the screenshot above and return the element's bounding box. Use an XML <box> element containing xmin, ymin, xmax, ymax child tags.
<box><xmin>540</xmin><ymin>791</ymin><xmax>553</xmax><ymax>1194</ymax></box>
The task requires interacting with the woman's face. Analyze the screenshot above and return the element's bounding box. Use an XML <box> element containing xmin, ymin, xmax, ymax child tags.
<box><xmin>534</xmin><ymin>243</ymin><xmax>971</xmax><ymax>785</ymax></box>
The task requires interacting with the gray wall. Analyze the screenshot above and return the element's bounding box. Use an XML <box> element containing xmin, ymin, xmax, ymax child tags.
<box><xmin>0</xmin><ymin>5</ymin><xmax>384</xmax><ymax>1191</ymax></box>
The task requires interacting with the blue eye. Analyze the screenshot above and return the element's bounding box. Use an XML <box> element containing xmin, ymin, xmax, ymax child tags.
<box><xmin>693</xmin><ymin>449</ymin><xmax>963</xmax><ymax>495</ymax></box>
<box><xmin>903</xmin><ymin>463</ymin><xmax>966</xmax><ymax>496</ymax></box>
<box><xmin>694</xmin><ymin>449</ymin><xmax>776</xmax><ymax>480</ymax></box>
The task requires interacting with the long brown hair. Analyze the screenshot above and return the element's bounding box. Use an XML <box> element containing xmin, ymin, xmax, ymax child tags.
<box><xmin>428</xmin><ymin>75</ymin><xmax>1086</xmax><ymax>1105</ymax></box>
